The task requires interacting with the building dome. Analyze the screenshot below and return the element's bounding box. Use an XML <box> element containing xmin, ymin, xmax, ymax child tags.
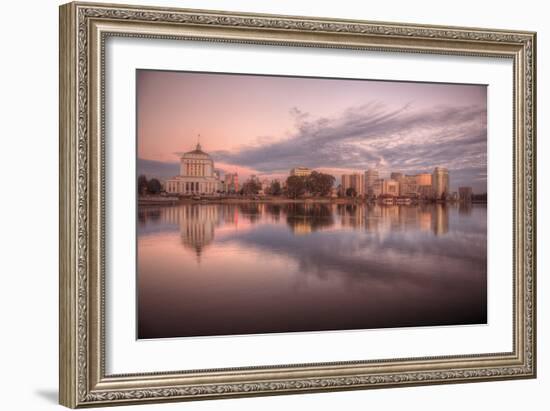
<box><xmin>165</xmin><ymin>141</ymin><xmax>219</xmax><ymax>195</ymax></box>
<box><xmin>183</xmin><ymin>143</ymin><xmax>211</xmax><ymax>159</ymax></box>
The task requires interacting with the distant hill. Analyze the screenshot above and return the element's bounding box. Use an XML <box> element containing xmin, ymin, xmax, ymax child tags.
<box><xmin>137</xmin><ymin>158</ymin><xmax>178</xmax><ymax>181</ymax></box>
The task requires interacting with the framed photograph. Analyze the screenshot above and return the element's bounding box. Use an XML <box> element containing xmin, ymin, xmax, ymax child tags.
<box><xmin>59</xmin><ymin>2</ymin><xmax>537</xmax><ymax>408</ymax></box>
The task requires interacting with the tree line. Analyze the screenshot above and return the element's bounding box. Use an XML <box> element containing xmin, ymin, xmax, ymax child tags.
<box><xmin>137</xmin><ymin>171</ymin><xmax>336</xmax><ymax>198</ymax></box>
<box><xmin>285</xmin><ymin>171</ymin><xmax>335</xmax><ymax>198</ymax></box>
<box><xmin>138</xmin><ymin>175</ymin><xmax>162</xmax><ymax>195</ymax></box>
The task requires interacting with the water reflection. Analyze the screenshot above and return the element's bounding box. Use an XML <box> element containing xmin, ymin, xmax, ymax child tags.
<box><xmin>137</xmin><ymin>202</ymin><xmax>487</xmax><ymax>339</ymax></box>
<box><xmin>138</xmin><ymin>202</ymin><xmax>452</xmax><ymax>254</ymax></box>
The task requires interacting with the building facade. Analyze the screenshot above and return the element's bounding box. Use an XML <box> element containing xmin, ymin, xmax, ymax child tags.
<box><xmin>341</xmin><ymin>173</ymin><xmax>365</xmax><ymax>196</ymax></box>
<box><xmin>382</xmin><ymin>179</ymin><xmax>400</xmax><ymax>196</ymax></box>
<box><xmin>432</xmin><ymin>167</ymin><xmax>450</xmax><ymax>199</ymax></box>
<box><xmin>415</xmin><ymin>173</ymin><xmax>432</xmax><ymax>186</ymax></box>
<box><xmin>290</xmin><ymin>167</ymin><xmax>313</xmax><ymax>177</ymax></box>
<box><xmin>459</xmin><ymin>186</ymin><xmax>473</xmax><ymax>202</ymax></box>
<box><xmin>390</xmin><ymin>172</ymin><xmax>404</xmax><ymax>181</ymax></box>
<box><xmin>165</xmin><ymin>143</ymin><xmax>220</xmax><ymax>195</ymax></box>
<box><xmin>365</xmin><ymin>169</ymin><xmax>379</xmax><ymax>196</ymax></box>
<box><xmin>399</xmin><ymin>175</ymin><xmax>418</xmax><ymax>197</ymax></box>
<box><xmin>224</xmin><ymin>173</ymin><xmax>239</xmax><ymax>193</ymax></box>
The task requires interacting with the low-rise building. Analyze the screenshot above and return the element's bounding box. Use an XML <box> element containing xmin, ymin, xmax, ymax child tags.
<box><xmin>290</xmin><ymin>167</ymin><xmax>313</xmax><ymax>177</ymax></box>
<box><xmin>459</xmin><ymin>186</ymin><xmax>473</xmax><ymax>202</ymax></box>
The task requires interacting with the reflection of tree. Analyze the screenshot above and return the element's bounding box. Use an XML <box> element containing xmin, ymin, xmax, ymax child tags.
<box><xmin>238</xmin><ymin>203</ymin><xmax>262</xmax><ymax>223</ymax></box>
<box><xmin>265</xmin><ymin>203</ymin><xmax>282</xmax><ymax>221</ymax></box>
<box><xmin>141</xmin><ymin>201</ymin><xmax>452</xmax><ymax>262</ymax></box>
<box><xmin>284</xmin><ymin>203</ymin><xmax>334</xmax><ymax>234</ymax></box>
<box><xmin>333</xmin><ymin>203</ymin><xmax>449</xmax><ymax>236</ymax></box>
<box><xmin>222</xmin><ymin>206</ymin><xmax>486</xmax><ymax>290</ymax></box>
<box><xmin>459</xmin><ymin>201</ymin><xmax>473</xmax><ymax>215</ymax></box>
<box><xmin>138</xmin><ymin>207</ymin><xmax>161</xmax><ymax>225</ymax></box>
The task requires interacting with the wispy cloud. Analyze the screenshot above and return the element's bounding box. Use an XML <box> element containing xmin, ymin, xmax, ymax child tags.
<box><xmin>208</xmin><ymin>102</ymin><xmax>486</xmax><ymax>190</ymax></box>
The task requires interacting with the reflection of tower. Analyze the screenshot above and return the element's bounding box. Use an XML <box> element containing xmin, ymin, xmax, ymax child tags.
<box><xmin>337</xmin><ymin>203</ymin><xmax>366</xmax><ymax>229</ymax></box>
<box><xmin>365</xmin><ymin>204</ymin><xmax>381</xmax><ymax>232</ymax></box>
<box><xmin>431</xmin><ymin>204</ymin><xmax>449</xmax><ymax>235</ymax></box>
<box><xmin>418</xmin><ymin>210</ymin><xmax>432</xmax><ymax>232</ymax></box>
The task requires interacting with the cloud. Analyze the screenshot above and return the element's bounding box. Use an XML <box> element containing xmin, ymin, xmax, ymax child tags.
<box><xmin>211</xmin><ymin>102</ymin><xmax>487</xmax><ymax>191</ymax></box>
<box><xmin>138</xmin><ymin>102</ymin><xmax>487</xmax><ymax>192</ymax></box>
<box><xmin>137</xmin><ymin>158</ymin><xmax>178</xmax><ymax>179</ymax></box>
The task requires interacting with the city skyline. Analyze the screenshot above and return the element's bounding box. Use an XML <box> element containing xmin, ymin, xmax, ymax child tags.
<box><xmin>137</xmin><ymin>70</ymin><xmax>487</xmax><ymax>192</ymax></box>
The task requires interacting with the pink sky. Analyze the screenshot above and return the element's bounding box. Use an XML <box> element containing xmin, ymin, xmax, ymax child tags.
<box><xmin>137</xmin><ymin>70</ymin><xmax>487</xmax><ymax>191</ymax></box>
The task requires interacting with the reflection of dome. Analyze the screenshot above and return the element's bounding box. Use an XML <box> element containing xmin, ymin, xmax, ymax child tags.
<box><xmin>163</xmin><ymin>204</ymin><xmax>219</xmax><ymax>261</ymax></box>
<box><xmin>181</xmin><ymin>222</ymin><xmax>214</xmax><ymax>259</ymax></box>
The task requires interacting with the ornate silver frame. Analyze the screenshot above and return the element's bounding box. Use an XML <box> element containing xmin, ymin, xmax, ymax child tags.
<box><xmin>59</xmin><ymin>1</ymin><xmax>536</xmax><ymax>408</ymax></box>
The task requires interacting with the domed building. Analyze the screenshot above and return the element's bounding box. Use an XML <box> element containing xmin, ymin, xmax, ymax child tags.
<box><xmin>165</xmin><ymin>142</ymin><xmax>220</xmax><ymax>195</ymax></box>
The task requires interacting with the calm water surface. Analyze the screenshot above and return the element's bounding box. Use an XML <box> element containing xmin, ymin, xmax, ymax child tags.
<box><xmin>137</xmin><ymin>202</ymin><xmax>487</xmax><ymax>339</ymax></box>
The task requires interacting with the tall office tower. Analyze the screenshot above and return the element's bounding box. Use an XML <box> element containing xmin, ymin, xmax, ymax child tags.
<box><xmin>365</xmin><ymin>168</ymin><xmax>379</xmax><ymax>195</ymax></box>
<box><xmin>432</xmin><ymin>167</ymin><xmax>450</xmax><ymax>199</ymax></box>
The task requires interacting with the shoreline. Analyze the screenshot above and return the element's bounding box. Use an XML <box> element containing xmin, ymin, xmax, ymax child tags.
<box><xmin>138</xmin><ymin>196</ymin><xmax>488</xmax><ymax>206</ymax></box>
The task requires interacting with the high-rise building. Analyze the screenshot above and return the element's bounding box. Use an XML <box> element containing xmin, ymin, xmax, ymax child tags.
<box><xmin>415</xmin><ymin>173</ymin><xmax>432</xmax><ymax>186</ymax></box>
<box><xmin>382</xmin><ymin>179</ymin><xmax>400</xmax><ymax>196</ymax></box>
<box><xmin>390</xmin><ymin>172</ymin><xmax>404</xmax><ymax>181</ymax></box>
<box><xmin>414</xmin><ymin>173</ymin><xmax>433</xmax><ymax>199</ymax></box>
<box><xmin>341</xmin><ymin>173</ymin><xmax>365</xmax><ymax>196</ymax></box>
<box><xmin>341</xmin><ymin>175</ymin><xmax>350</xmax><ymax>193</ymax></box>
<box><xmin>224</xmin><ymin>172</ymin><xmax>239</xmax><ymax>193</ymax></box>
<box><xmin>399</xmin><ymin>175</ymin><xmax>418</xmax><ymax>196</ymax></box>
<box><xmin>418</xmin><ymin>184</ymin><xmax>433</xmax><ymax>199</ymax></box>
<box><xmin>432</xmin><ymin>167</ymin><xmax>450</xmax><ymax>199</ymax></box>
<box><xmin>459</xmin><ymin>186</ymin><xmax>473</xmax><ymax>202</ymax></box>
<box><xmin>214</xmin><ymin>170</ymin><xmax>223</xmax><ymax>193</ymax></box>
<box><xmin>372</xmin><ymin>178</ymin><xmax>383</xmax><ymax>196</ymax></box>
<box><xmin>290</xmin><ymin>167</ymin><xmax>312</xmax><ymax>177</ymax></box>
<box><xmin>365</xmin><ymin>169</ymin><xmax>379</xmax><ymax>195</ymax></box>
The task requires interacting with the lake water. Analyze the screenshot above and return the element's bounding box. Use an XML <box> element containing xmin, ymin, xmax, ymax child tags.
<box><xmin>137</xmin><ymin>202</ymin><xmax>487</xmax><ymax>339</ymax></box>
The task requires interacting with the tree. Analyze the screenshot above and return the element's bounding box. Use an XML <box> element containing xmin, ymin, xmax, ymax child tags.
<box><xmin>137</xmin><ymin>175</ymin><xmax>148</xmax><ymax>196</ymax></box>
<box><xmin>286</xmin><ymin>175</ymin><xmax>307</xmax><ymax>198</ymax></box>
<box><xmin>147</xmin><ymin>178</ymin><xmax>162</xmax><ymax>194</ymax></box>
<box><xmin>346</xmin><ymin>187</ymin><xmax>357</xmax><ymax>197</ymax></box>
<box><xmin>270</xmin><ymin>180</ymin><xmax>282</xmax><ymax>196</ymax></box>
<box><xmin>306</xmin><ymin>171</ymin><xmax>335</xmax><ymax>196</ymax></box>
<box><xmin>242</xmin><ymin>178</ymin><xmax>261</xmax><ymax>195</ymax></box>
